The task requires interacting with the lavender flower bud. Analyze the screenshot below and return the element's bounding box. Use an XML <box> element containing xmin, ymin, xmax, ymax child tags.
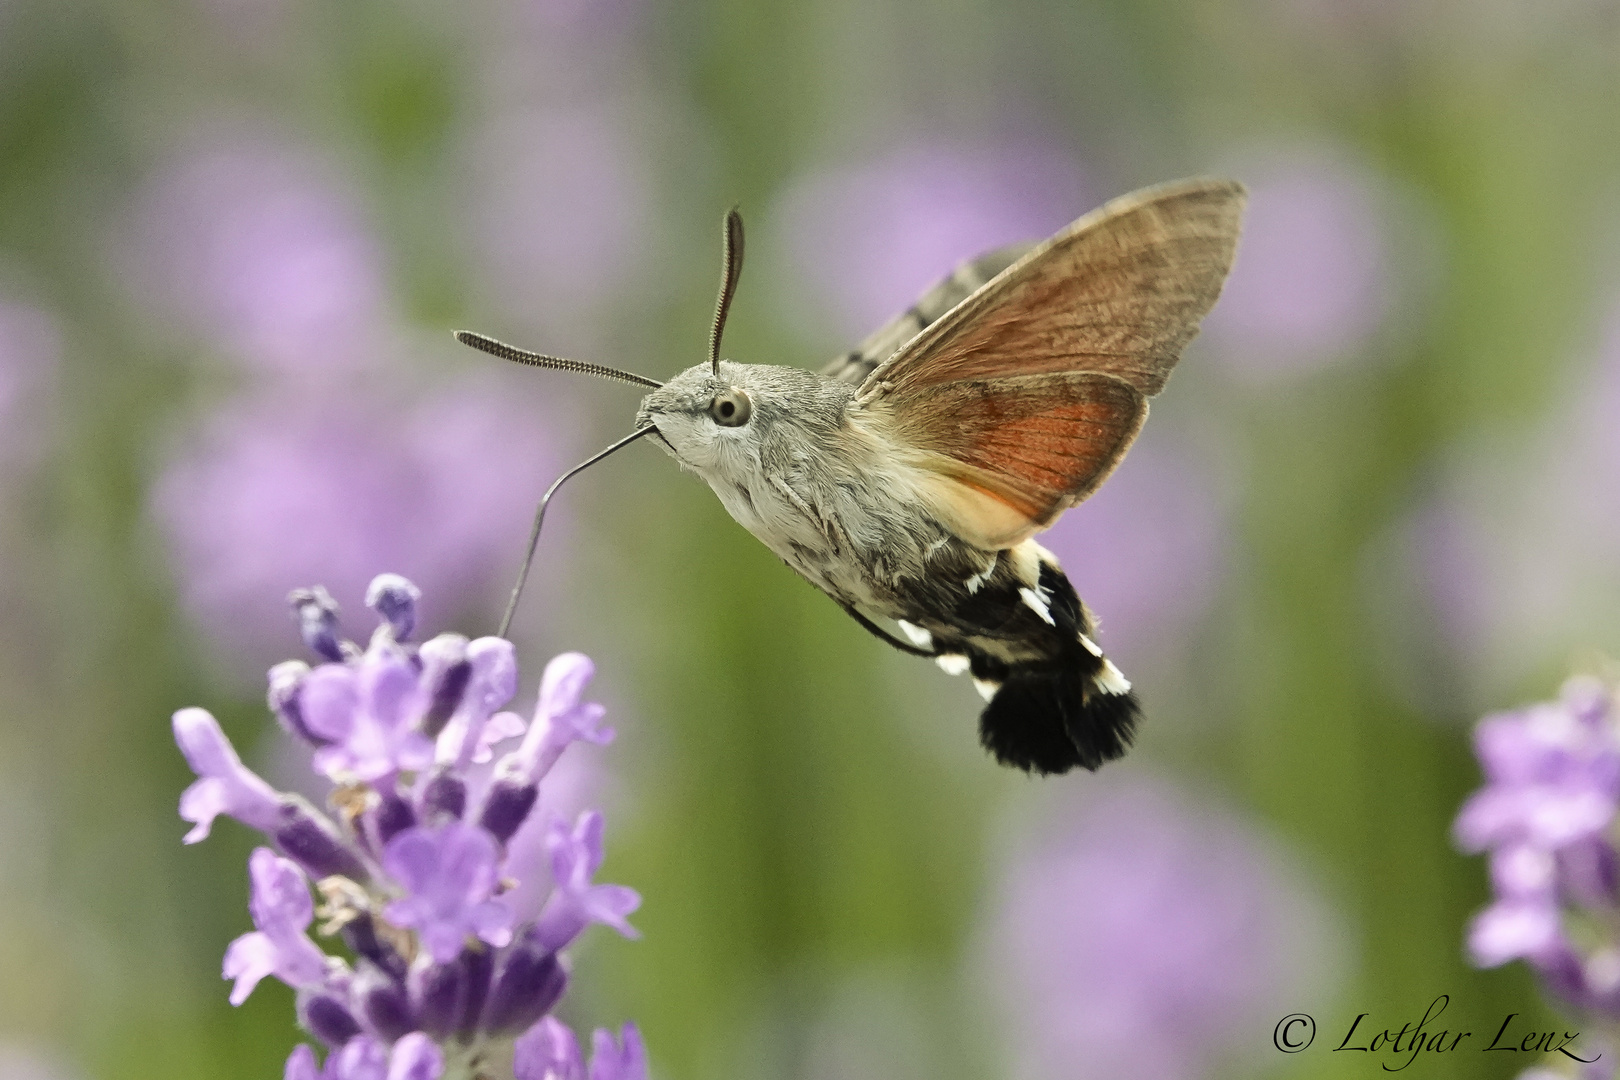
<box><xmin>482</xmin><ymin>929</ymin><xmax>569</xmax><ymax>1036</ymax></box>
<box><xmin>352</xmin><ymin>962</ymin><xmax>416</xmax><ymax>1042</ymax></box>
<box><xmin>341</xmin><ymin>913</ymin><xmax>407</xmax><ymax>983</ymax></box>
<box><xmin>365</xmin><ymin>573</ymin><xmax>421</xmax><ymax>641</ymax></box>
<box><xmin>416</xmin><ymin>634</ymin><xmax>471</xmax><ymax>740</ymax></box>
<box><xmin>477</xmin><ymin>778</ymin><xmax>539</xmax><ymax>845</ymax></box>
<box><xmin>289</xmin><ymin>586</ymin><xmax>346</xmax><ymax>662</ymax></box>
<box><xmin>372</xmin><ymin>791</ymin><xmax>416</xmax><ymax>848</ymax></box>
<box><xmin>268</xmin><ymin>661</ymin><xmax>327</xmax><ymax>745</ymax></box>
<box><xmin>419</xmin><ymin>770</ymin><xmax>466</xmax><ymax>822</ymax></box>
<box><xmin>274</xmin><ymin>797</ymin><xmax>369</xmax><ymax>883</ymax></box>
<box><xmin>409</xmin><ymin>945</ymin><xmax>493</xmax><ymax>1040</ymax></box>
<box><xmin>297</xmin><ymin>989</ymin><xmax>362</xmax><ymax>1047</ymax></box>
<box><xmin>387</xmin><ymin>1033</ymin><xmax>444</xmax><ymax>1080</ymax></box>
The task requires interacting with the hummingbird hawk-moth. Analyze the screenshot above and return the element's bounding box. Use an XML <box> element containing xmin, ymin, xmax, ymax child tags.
<box><xmin>457</xmin><ymin>177</ymin><xmax>1246</xmax><ymax>775</ymax></box>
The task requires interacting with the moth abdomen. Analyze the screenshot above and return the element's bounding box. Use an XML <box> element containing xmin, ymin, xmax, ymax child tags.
<box><xmin>974</xmin><ymin>649</ymin><xmax>1141</xmax><ymax>774</ymax></box>
<box><xmin>939</xmin><ymin>555</ymin><xmax>1140</xmax><ymax>774</ymax></box>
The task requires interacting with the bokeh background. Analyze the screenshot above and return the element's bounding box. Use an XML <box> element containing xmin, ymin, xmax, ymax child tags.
<box><xmin>1</xmin><ymin>0</ymin><xmax>1617</xmax><ymax>1077</ymax></box>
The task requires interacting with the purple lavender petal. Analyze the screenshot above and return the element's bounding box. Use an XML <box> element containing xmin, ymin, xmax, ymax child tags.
<box><xmin>308</xmin><ymin>640</ymin><xmax>435</xmax><ymax>782</ymax></box>
<box><xmin>330</xmin><ymin>1036</ymin><xmax>389</xmax><ymax>1080</ymax></box>
<box><xmin>1489</xmin><ymin>843</ymin><xmax>1556</xmax><ymax>900</ymax></box>
<box><xmin>768</xmin><ymin>141</ymin><xmax>1086</xmax><ymax>343</ymax></box>
<box><xmin>382</xmin><ymin>823</ymin><xmax>514</xmax><ymax>963</ymax></box>
<box><xmin>284</xmin><ymin>1045</ymin><xmax>324</xmax><ymax>1080</ymax></box>
<box><xmin>385</xmin><ymin>1034</ymin><xmax>443</xmax><ymax>1080</ymax></box>
<box><xmin>222</xmin><ymin>849</ymin><xmax>331</xmax><ymax>1004</ymax></box>
<box><xmin>435</xmin><ymin>638</ymin><xmax>518</xmax><ymax>771</ymax></box>
<box><xmin>587</xmin><ymin>1024</ymin><xmax>647</xmax><ymax>1080</ymax></box>
<box><xmin>533</xmin><ymin>812</ymin><xmax>641</xmax><ymax>950</ymax></box>
<box><xmin>472</xmin><ymin>710</ymin><xmax>527</xmax><ymax>764</ymax></box>
<box><xmin>173</xmin><ymin>707</ymin><xmax>283</xmax><ymax>841</ymax></box>
<box><xmin>1558</xmin><ymin>836</ymin><xmax>1620</xmax><ymax>908</ymax></box>
<box><xmin>504</xmin><ymin>653</ymin><xmax>610</xmax><ymax>784</ymax></box>
<box><xmin>497</xmin><ymin>749</ymin><xmax>607</xmax><ymax>922</ymax></box>
<box><xmin>514</xmin><ymin>1016</ymin><xmax>584</xmax><ymax>1080</ymax></box>
<box><xmin>365</xmin><ymin>573</ymin><xmax>421</xmax><ymax>641</ymax></box>
<box><xmin>1467</xmin><ymin>899</ymin><xmax>1563</xmax><ymax>967</ymax></box>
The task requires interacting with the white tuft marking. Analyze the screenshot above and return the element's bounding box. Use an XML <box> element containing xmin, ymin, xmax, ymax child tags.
<box><xmin>964</xmin><ymin>555</ymin><xmax>997</xmax><ymax>594</ymax></box>
<box><xmin>973</xmin><ymin>677</ymin><xmax>1001</xmax><ymax>702</ymax></box>
<box><xmin>1008</xmin><ymin>541</ymin><xmax>1043</xmax><ymax>588</ymax></box>
<box><xmin>1094</xmin><ymin>659</ymin><xmax>1131</xmax><ymax>695</ymax></box>
<box><xmin>1078</xmin><ymin>634</ymin><xmax>1103</xmax><ymax>657</ymax></box>
<box><xmin>1019</xmin><ymin>587</ymin><xmax>1055</xmax><ymax>626</ymax></box>
<box><xmin>897</xmin><ymin>620</ymin><xmax>933</xmax><ymax>648</ymax></box>
<box><xmin>924</xmin><ymin>536</ymin><xmax>949</xmax><ymax>558</ymax></box>
<box><xmin>936</xmin><ymin>654</ymin><xmax>970</xmax><ymax>676</ymax></box>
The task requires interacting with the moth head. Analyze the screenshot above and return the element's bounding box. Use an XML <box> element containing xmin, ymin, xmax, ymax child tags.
<box><xmin>635</xmin><ymin>361</ymin><xmax>831</xmax><ymax>476</ymax></box>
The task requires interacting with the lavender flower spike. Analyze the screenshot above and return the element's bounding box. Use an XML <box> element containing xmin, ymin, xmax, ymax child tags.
<box><xmin>223</xmin><ymin>849</ymin><xmax>332</xmax><ymax>1004</ymax></box>
<box><xmin>1456</xmin><ymin>674</ymin><xmax>1620</xmax><ymax>1069</ymax></box>
<box><xmin>174</xmin><ymin>572</ymin><xmax>645</xmax><ymax>1076</ymax></box>
<box><xmin>174</xmin><ymin>707</ymin><xmax>283</xmax><ymax>841</ymax></box>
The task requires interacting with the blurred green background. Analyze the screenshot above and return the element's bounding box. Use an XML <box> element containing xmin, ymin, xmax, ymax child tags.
<box><xmin>1</xmin><ymin>0</ymin><xmax>1618</xmax><ymax>1077</ymax></box>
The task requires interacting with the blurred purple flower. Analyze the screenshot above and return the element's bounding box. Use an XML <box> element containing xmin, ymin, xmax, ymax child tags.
<box><xmin>1457</xmin><ymin>677</ymin><xmax>1620</xmax><ymax>997</ymax></box>
<box><xmin>464</xmin><ymin>106</ymin><xmax>652</xmax><ymax>337</ymax></box>
<box><xmin>1037</xmin><ymin>437</ymin><xmax>1226</xmax><ymax>667</ymax></box>
<box><xmin>151</xmin><ymin>376</ymin><xmax>568</xmax><ymax>672</ymax></box>
<box><xmin>174</xmin><ymin>573</ymin><xmax>644</xmax><ymax>1078</ymax></box>
<box><xmin>128</xmin><ymin>133</ymin><xmax>386</xmax><ymax>375</ymax></box>
<box><xmin>1394</xmin><ymin>299</ymin><xmax>1620</xmax><ymax>704</ymax></box>
<box><xmin>767</xmin><ymin>141</ymin><xmax>1087</xmax><ymax>343</ymax></box>
<box><xmin>0</xmin><ymin>298</ymin><xmax>59</xmax><ymax>471</ymax></box>
<box><xmin>1201</xmin><ymin>146</ymin><xmax>1397</xmax><ymax>381</ymax></box>
<box><xmin>982</xmin><ymin>774</ymin><xmax>1343</xmax><ymax>1080</ymax></box>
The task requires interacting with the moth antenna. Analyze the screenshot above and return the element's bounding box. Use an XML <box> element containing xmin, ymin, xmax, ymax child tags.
<box><xmin>454</xmin><ymin>330</ymin><xmax>663</xmax><ymax>389</ymax></box>
<box><xmin>709</xmin><ymin>208</ymin><xmax>745</xmax><ymax>378</ymax></box>
<box><xmin>496</xmin><ymin>425</ymin><xmax>658</xmax><ymax>638</ymax></box>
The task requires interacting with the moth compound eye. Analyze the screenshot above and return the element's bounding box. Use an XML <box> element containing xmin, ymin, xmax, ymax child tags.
<box><xmin>709</xmin><ymin>388</ymin><xmax>752</xmax><ymax>427</ymax></box>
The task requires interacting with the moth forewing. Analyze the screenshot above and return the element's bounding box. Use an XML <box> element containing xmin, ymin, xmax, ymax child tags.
<box><xmin>855</xmin><ymin>177</ymin><xmax>1247</xmax><ymax>404</ymax></box>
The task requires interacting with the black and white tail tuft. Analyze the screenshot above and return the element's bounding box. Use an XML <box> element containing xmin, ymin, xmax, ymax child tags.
<box><xmin>966</xmin><ymin>560</ymin><xmax>1141</xmax><ymax>774</ymax></box>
